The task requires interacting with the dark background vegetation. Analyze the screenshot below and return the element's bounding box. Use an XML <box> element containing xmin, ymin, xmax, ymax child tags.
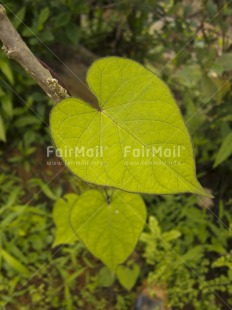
<box><xmin>0</xmin><ymin>0</ymin><xmax>232</xmax><ymax>309</ymax></box>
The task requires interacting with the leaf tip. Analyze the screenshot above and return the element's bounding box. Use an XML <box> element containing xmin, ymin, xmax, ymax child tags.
<box><xmin>195</xmin><ymin>187</ymin><xmax>214</xmax><ymax>199</ymax></box>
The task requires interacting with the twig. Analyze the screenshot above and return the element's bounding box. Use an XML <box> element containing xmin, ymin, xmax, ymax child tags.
<box><xmin>0</xmin><ymin>4</ymin><xmax>69</xmax><ymax>104</ymax></box>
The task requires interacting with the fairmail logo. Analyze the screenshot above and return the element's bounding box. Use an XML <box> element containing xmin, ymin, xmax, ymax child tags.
<box><xmin>47</xmin><ymin>146</ymin><xmax>107</xmax><ymax>158</ymax></box>
<box><xmin>123</xmin><ymin>145</ymin><xmax>183</xmax><ymax>158</ymax></box>
<box><xmin>47</xmin><ymin>145</ymin><xmax>184</xmax><ymax>159</ymax></box>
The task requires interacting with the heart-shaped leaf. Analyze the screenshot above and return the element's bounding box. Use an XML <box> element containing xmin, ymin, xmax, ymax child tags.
<box><xmin>116</xmin><ymin>264</ymin><xmax>140</xmax><ymax>290</ymax></box>
<box><xmin>70</xmin><ymin>190</ymin><xmax>146</xmax><ymax>272</ymax></box>
<box><xmin>50</xmin><ymin>57</ymin><xmax>211</xmax><ymax>197</ymax></box>
<box><xmin>96</xmin><ymin>267</ymin><xmax>115</xmax><ymax>287</ymax></box>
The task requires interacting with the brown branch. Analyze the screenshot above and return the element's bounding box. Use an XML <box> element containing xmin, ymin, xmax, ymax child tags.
<box><xmin>0</xmin><ymin>4</ymin><xmax>69</xmax><ymax>104</ymax></box>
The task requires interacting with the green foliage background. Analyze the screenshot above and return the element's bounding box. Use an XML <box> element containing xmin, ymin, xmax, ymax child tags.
<box><xmin>0</xmin><ymin>0</ymin><xmax>232</xmax><ymax>309</ymax></box>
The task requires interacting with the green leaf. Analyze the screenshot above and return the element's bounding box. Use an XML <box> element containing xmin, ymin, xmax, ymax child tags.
<box><xmin>14</xmin><ymin>115</ymin><xmax>41</xmax><ymax>127</ymax></box>
<box><xmin>38</xmin><ymin>7</ymin><xmax>50</xmax><ymax>30</ymax></box>
<box><xmin>162</xmin><ymin>229</ymin><xmax>181</xmax><ymax>242</ymax></box>
<box><xmin>211</xmin><ymin>53</ymin><xmax>232</xmax><ymax>74</ymax></box>
<box><xmin>173</xmin><ymin>65</ymin><xmax>202</xmax><ymax>87</ymax></box>
<box><xmin>96</xmin><ymin>267</ymin><xmax>115</xmax><ymax>287</ymax></box>
<box><xmin>55</xmin><ymin>12</ymin><xmax>71</xmax><ymax>28</ymax></box>
<box><xmin>0</xmin><ymin>60</ymin><xmax>14</xmax><ymax>85</ymax></box>
<box><xmin>181</xmin><ymin>245</ymin><xmax>204</xmax><ymax>264</ymax></box>
<box><xmin>212</xmin><ymin>254</ymin><xmax>232</xmax><ymax>269</ymax></box>
<box><xmin>213</xmin><ymin>132</ymin><xmax>232</xmax><ymax>168</ymax></box>
<box><xmin>66</xmin><ymin>24</ymin><xmax>80</xmax><ymax>45</ymax></box>
<box><xmin>0</xmin><ymin>114</ymin><xmax>6</xmax><ymax>142</ymax></box>
<box><xmin>52</xmin><ymin>193</ymin><xmax>79</xmax><ymax>247</ymax></box>
<box><xmin>1</xmin><ymin>95</ymin><xmax>13</xmax><ymax>118</ymax></box>
<box><xmin>70</xmin><ymin>190</ymin><xmax>146</xmax><ymax>271</ymax></box>
<box><xmin>0</xmin><ymin>249</ymin><xmax>30</xmax><ymax>276</ymax></box>
<box><xmin>200</xmin><ymin>75</ymin><xmax>218</xmax><ymax>103</ymax></box>
<box><xmin>50</xmin><ymin>57</ymin><xmax>211</xmax><ymax>197</ymax></box>
<box><xmin>22</xmin><ymin>27</ymin><xmax>35</xmax><ymax>38</ymax></box>
<box><xmin>116</xmin><ymin>264</ymin><xmax>140</xmax><ymax>290</ymax></box>
<box><xmin>13</xmin><ymin>7</ymin><xmax>26</xmax><ymax>29</ymax></box>
<box><xmin>147</xmin><ymin>216</ymin><xmax>161</xmax><ymax>236</ymax></box>
<box><xmin>0</xmin><ymin>86</ymin><xmax>5</xmax><ymax>97</ymax></box>
<box><xmin>30</xmin><ymin>178</ymin><xmax>59</xmax><ymax>200</ymax></box>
